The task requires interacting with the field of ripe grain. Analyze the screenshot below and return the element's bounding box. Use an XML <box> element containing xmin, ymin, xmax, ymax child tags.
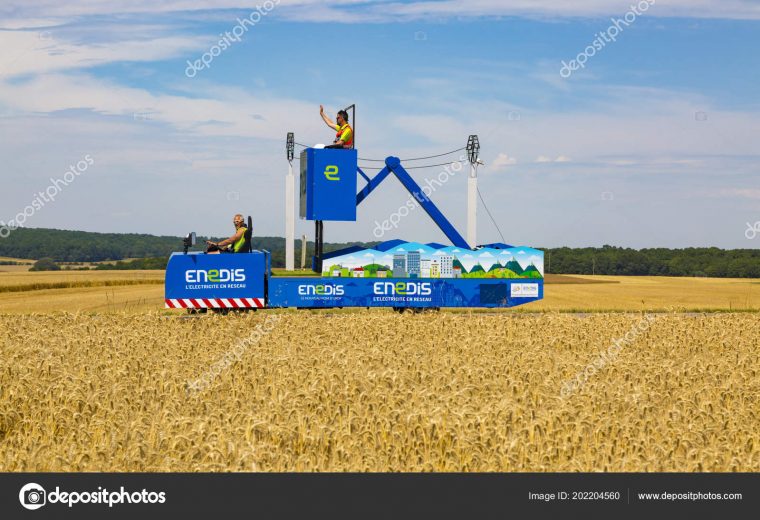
<box><xmin>527</xmin><ymin>275</ymin><xmax>759</xmax><ymax>312</ymax></box>
<box><xmin>0</xmin><ymin>270</ymin><xmax>164</xmax><ymax>313</ymax></box>
<box><xmin>0</xmin><ymin>312</ymin><xmax>757</xmax><ymax>472</ymax></box>
<box><xmin>0</xmin><ymin>257</ymin><xmax>34</xmax><ymax>273</ymax></box>
<box><xmin>0</xmin><ymin>269</ymin><xmax>164</xmax><ymax>288</ymax></box>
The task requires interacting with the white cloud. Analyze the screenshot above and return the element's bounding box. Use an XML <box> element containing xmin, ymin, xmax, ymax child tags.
<box><xmin>492</xmin><ymin>152</ymin><xmax>517</xmax><ymax>169</ymax></box>
<box><xmin>718</xmin><ymin>188</ymin><xmax>760</xmax><ymax>200</ymax></box>
<box><xmin>536</xmin><ymin>155</ymin><xmax>571</xmax><ymax>163</ymax></box>
<box><xmin>607</xmin><ymin>159</ymin><xmax>639</xmax><ymax>166</ymax></box>
<box><xmin>0</xmin><ymin>72</ymin><xmax>321</xmax><ymax>139</ymax></box>
<box><xmin>3</xmin><ymin>0</ymin><xmax>760</xmax><ymax>26</ymax></box>
<box><xmin>0</xmin><ymin>30</ymin><xmax>208</xmax><ymax>77</ymax></box>
<box><xmin>360</xmin><ymin>0</ymin><xmax>760</xmax><ymax>21</ymax></box>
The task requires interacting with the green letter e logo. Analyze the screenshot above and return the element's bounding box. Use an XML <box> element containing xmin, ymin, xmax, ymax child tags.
<box><xmin>324</xmin><ymin>165</ymin><xmax>339</xmax><ymax>181</ymax></box>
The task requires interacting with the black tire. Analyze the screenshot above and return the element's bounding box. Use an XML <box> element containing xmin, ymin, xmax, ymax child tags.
<box><xmin>413</xmin><ymin>307</ymin><xmax>440</xmax><ymax>313</ymax></box>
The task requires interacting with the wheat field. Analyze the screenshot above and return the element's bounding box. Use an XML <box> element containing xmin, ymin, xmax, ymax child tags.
<box><xmin>1</xmin><ymin>311</ymin><xmax>757</xmax><ymax>472</ymax></box>
<box><xmin>0</xmin><ymin>269</ymin><xmax>164</xmax><ymax>288</ymax></box>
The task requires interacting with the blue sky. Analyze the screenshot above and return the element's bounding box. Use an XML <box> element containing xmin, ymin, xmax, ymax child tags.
<box><xmin>1</xmin><ymin>0</ymin><xmax>759</xmax><ymax>248</ymax></box>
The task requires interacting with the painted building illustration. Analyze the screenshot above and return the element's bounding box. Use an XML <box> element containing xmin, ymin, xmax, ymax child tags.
<box><xmin>392</xmin><ymin>253</ymin><xmax>407</xmax><ymax>277</ymax></box>
<box><xmin>430</xmin><ymin>260</ymin><xmax>440</xmax><ymax>278</ymax></box>
<box><xmin>407</xmin><ymin>251</ymin><xmax>421</xmax><ymax>278</ymax></box>
<box><xmin>438</xmin><ymin>255</ymin><xmax>453</xmax><ymax>278</ymax></box>
<box><xmin>420</xmin><ymin>258</ymin><xmax>431</xmax><ymax>278</ymax></box>
<box><xmin>322</xmin><ymin>241</ymin><xmax>544</xmax><ymax>280</ymax></box>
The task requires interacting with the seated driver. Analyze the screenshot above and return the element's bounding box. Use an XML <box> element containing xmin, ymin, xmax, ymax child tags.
<box><xmin>206</xmin><ymin>214</ymin><xmax>248</xmax><ymax>253</ymax></box>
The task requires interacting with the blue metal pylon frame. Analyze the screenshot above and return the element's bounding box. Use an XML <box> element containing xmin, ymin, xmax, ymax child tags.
<box><xmin>356</xmin><ymin>156</ymin><xmax>471</xmax><ymax>249</ymax></box>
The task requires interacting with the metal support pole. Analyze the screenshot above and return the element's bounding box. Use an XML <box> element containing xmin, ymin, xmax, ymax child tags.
<box><xmin>466</xmin><ymin>135</ymin><xmax>480</xmax><ymax>249</ymax></box>
<box><xmin>313</xmin><ymin>220</ymin><xmax>324</xmax><ymax>273</ymax></box>
<box><xmin>300</xmin><ymin>234</ymin><xmax>307</xmax><ymax>270</ymax></box>
<box><xmin>318</xmin><ymin>221</ymin><xmax>324</xmax><ymax>269</ymax></box>
<box><xmin>467</xmin><ymin>164</ymin><xmax>477</xmax><ymax>248</ymax></box>
<box><xmin>285</xmin><ymin>132</ymin><xmax>295</xmax><ymax>271</ymax></box>
<box><xmin>285</xmin><ymin>164</ymin><xmax>295</xmax><ymax>271</ymax></box>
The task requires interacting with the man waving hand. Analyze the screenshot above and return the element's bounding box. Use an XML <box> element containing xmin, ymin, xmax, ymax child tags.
<box><xmin>320</xmin><ymin>105</ymin><xmax>353</xmax><ymax>149</ymax></box>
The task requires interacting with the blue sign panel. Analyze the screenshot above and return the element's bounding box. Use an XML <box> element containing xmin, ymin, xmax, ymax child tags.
<box><xmin>299</xmin><ymin>148</ymin><xmax>358</xmax><ymax>221</ymax></box>
<box><xmin>268</xmin><ymin>277</ymin><xmax>543</xmax><ymax>308</ymax></box>
<box><xmin>165</xmin><ymin>251</ymin><xmax>269</xmax><ymax>300</ymax></box>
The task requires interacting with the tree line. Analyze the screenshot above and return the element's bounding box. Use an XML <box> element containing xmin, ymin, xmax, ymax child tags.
<box><xmin>0</xmin><ymin>228</ymin><xmax>377</xmax><ymax>271</ymax></box>
<box><xmin>544</xmin><ymin>246</ymin><xmax>760</xmax><ymax>278</ymax></box>
<box><xmin>2</xmin><ymin>228</ymin><xmax>758</xmax><ymax>277</ymax></box>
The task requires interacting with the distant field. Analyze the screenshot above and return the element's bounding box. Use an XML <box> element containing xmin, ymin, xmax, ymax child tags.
<box><xmin>544</xmin><ymin>274</ymin><xmax>617</xmax><ymax>284</ymax></box>
<box><xmin>0</xmin><ymin>256</ymin><xmax>33</xmax><ymax>273</ymax></box>
<box><xmin>0</xmin><ymin>270</ymin><xmax>163</xmax><ymax>288</ymax></box>
<box><xmin>0</xmin><ymin>271</ymin><xmax>163</xmax><ymax>313</ymax></box>
<box><xmin>0</xmin><ymin>257</ymin><xmax>145</xmax><ymax>273</ymax></box>
<box><xmin>0</xmin><ymin>271</ymin><xmax>757</xmax><ymax>313</ymax></box>
<box><xmin>0</xmin><ymin>265</ymin><xmax>33</xmax><ymax>273</ymax></box>
<box><xmin>528</xmin><ymin>275</ymin><xmax>758</xmax><ymax>312</ymax></box>
<box><xmin>0</xmin><ymin>257</ymin><xmax>32</xmax><ymax>262</ymax></box>
<box><xmin>271</xmin><ymin>268</ymin><xmax>319</xmax><ymax>277</ymax></box>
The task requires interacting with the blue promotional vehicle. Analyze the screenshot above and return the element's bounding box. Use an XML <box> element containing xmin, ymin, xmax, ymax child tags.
<box><xmin>165</xmin><ymin>124</ymin><xmax>544</xmax><ymax>312</ymax></box>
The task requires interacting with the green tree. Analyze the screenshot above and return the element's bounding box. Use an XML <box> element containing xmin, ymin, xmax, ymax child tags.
<box><xmin>29</xmin><ymin>257</ymin><xmax>60</xmax><ymax>271</ymax></box>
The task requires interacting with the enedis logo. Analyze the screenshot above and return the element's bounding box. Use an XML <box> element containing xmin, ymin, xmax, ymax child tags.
<box><xmin>373</xmin><ymin>281</ymin><xmax>432</xmax><ymax>296</ymax></box>
<box><xmin>185</xmin><ymin>269</ymin><xmax>245</xmax><ymax>283</ymax></box>
<box><xmin>324</xmin><ymin>165</ymin><xmax>340</xmax><ymax>181</ymax></box>
<box><xmin>298</xmin><ymin>284</ymin><xmax>344</xmax><ymax>296</ymax></box>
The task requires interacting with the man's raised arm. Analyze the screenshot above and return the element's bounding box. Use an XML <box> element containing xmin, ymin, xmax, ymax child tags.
<box><xmin>320</xmin><ymin>104</ymin><xmax>336</xmax><ymax>129</ymax></box>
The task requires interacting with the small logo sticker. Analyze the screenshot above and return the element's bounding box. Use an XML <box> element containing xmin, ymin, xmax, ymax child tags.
<box><xmin>511</xmin><ymin>283</ymin><xmax>539</xmax><ymax>297</ymax></box>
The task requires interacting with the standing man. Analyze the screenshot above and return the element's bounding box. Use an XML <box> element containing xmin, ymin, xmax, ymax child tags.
<box><xmin>320</xmin><ymin>105</ymin><xmax>353</xmax><ymax>149</ymax></box>
<box><xmin>206</xmin><ymin>214</ymin><xmax>249</xmax><ymax>253</ymax></box>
